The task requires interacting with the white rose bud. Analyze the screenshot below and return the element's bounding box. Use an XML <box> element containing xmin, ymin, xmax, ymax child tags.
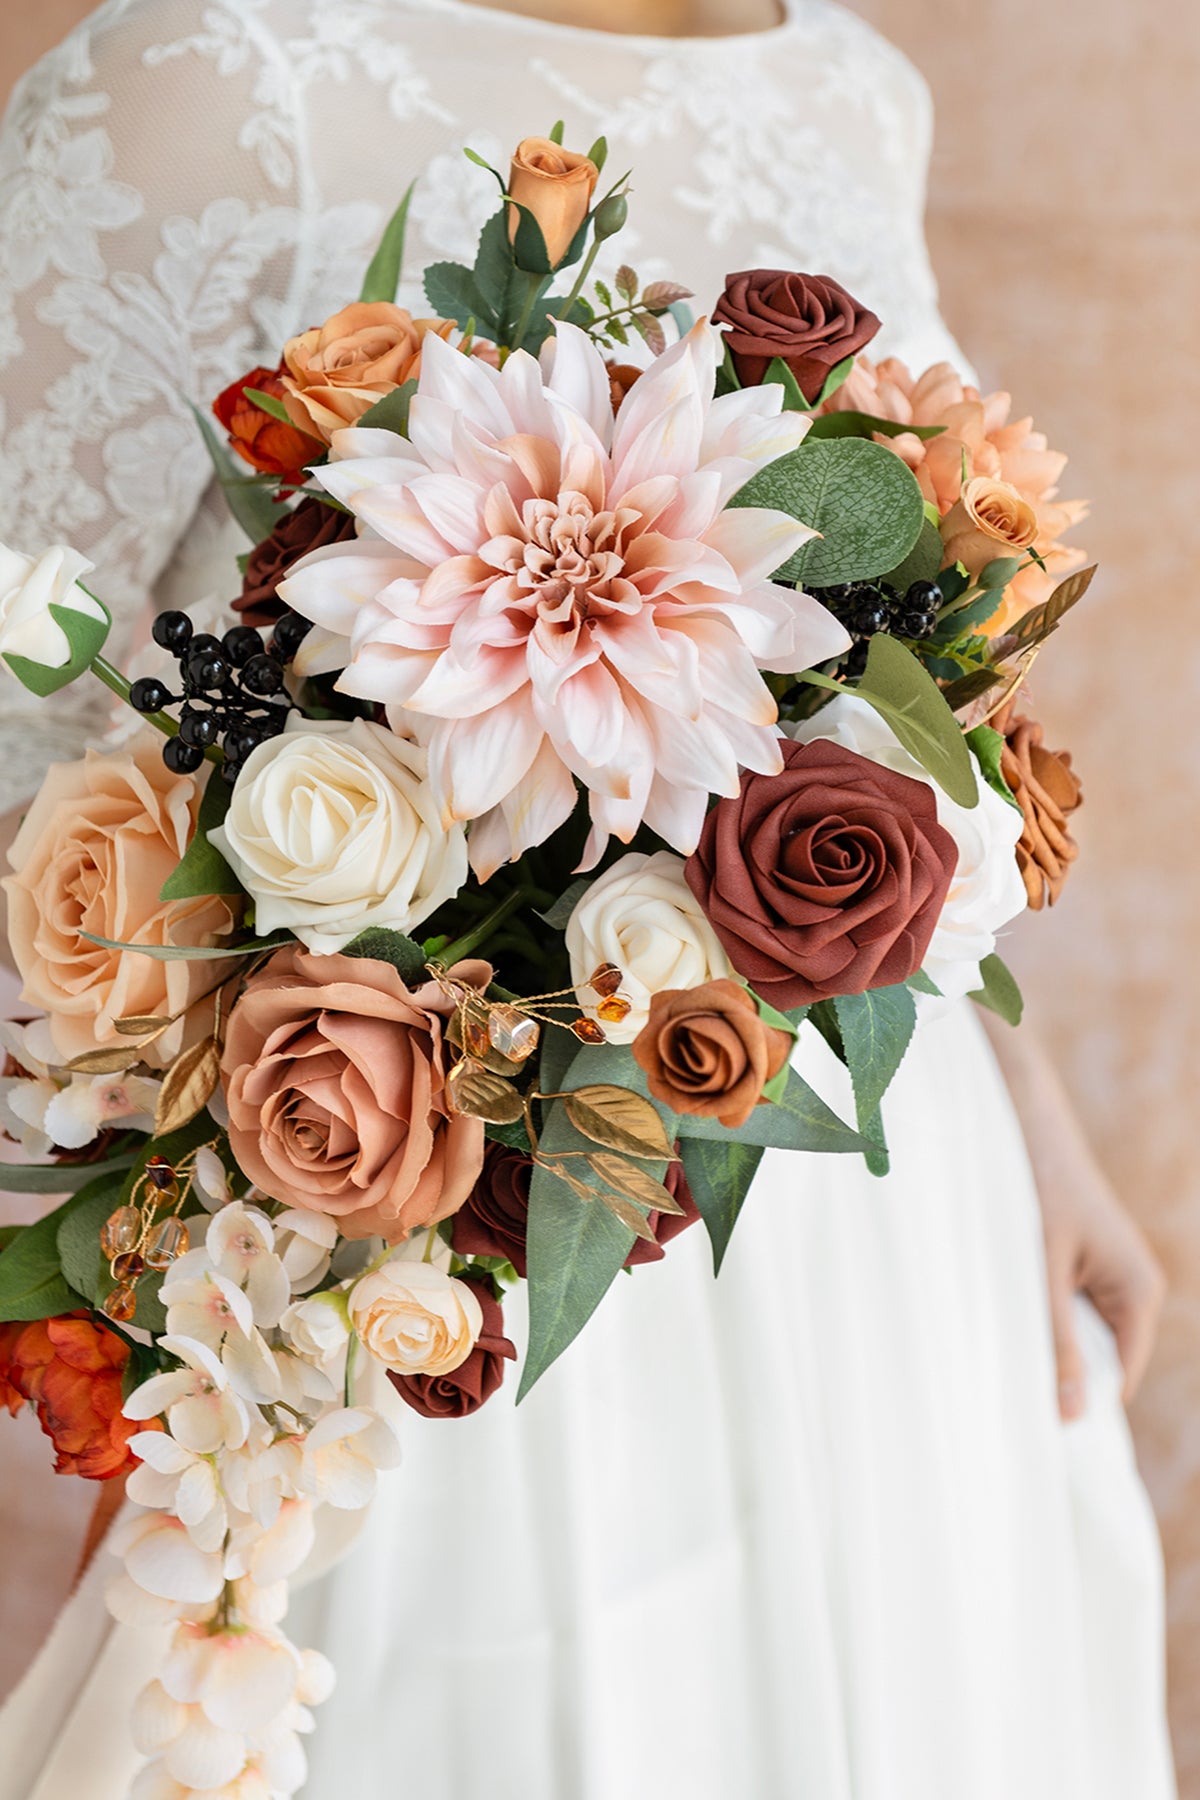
<box><xmin>0</xmin><ymin>542</ymin><xmax>110</xmax><ymax>694</ymax></box>
<box><xmin>788</xmin><ymin>694</ymin><xmax>1027</xmax><ymax>1001</ymax></box>
<box><xmin>348</xmin><ymin>1258</ymin><xmax>483</xmax><ymax>1378</ymax></box>
<box><xmin>565</xmin><ymin>849</ymin><xmax>732</xmax><ymax>1044</ymax></box>
<box><xmin>210</xmin><ymin>716</ymin><xmax>467</xmax><ymax>953</ymax></box>
<box><xmin>281</xmin><ymin>1291</ymin><xmax>351</xmax><ymax>1363</ymax></box>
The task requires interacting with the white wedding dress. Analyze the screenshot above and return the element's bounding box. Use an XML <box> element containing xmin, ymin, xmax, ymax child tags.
<box><xmin>0</xmin><ymin>2</ymin><xmax>1177</xmax><ymax>1797</ymax></box>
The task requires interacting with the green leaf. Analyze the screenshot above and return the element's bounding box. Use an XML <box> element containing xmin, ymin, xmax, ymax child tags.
<box><xmin>805</xmin><ymin>409</ymin><xmax>946</xmax><ymax>442</ymax></box>
<box><xmin>358</xmin><ymin>379</ymin><xmax>418</xmax><ymax>438</ymax></box>
<box><xmin>809</xmin><ymin>354</ymin><xmax>857</xmax><ymax>407</ymax></box>
<box><xmin>966</xmin><ymin>724</ymin><xmax>1020</xmax><ymax>809</ymax></box>
<box><xmin>732</xmin><ymin>437</ymin><xmax>925</xmax><ymax>586</ymax></box>
<box><xmin>904</xmin><ymin>968</ymin><xmax>942</xmax><ymax>996</ymax></box>
<box><xmin>359</xmin><ymin>183</ymin><xmax>415</xmax><ymax>304</ymax></box>
<box><xmin>587</xmin><ymin>135</ymin><xmax>608</xmax><ymax>174</ymax></box>
<box><xmin>472</xmin><ymin>209</ymin><xmax>522</xmax><ymax>325</ymax></box>
<box><xmin>761</xmin><ymin>356</ymin><xmax>811</xmax><ymax>412</ymax></box>
<box><xmin>674</xmin><ymin>1066</ymin><xmax>870</xmax><ymax>1154</ymax></box>
<box><xmin>0</xmin><ymin>1153</ymin><xmax>137</xmax><ymax>1195</ymax></box>
<box><xmin>856</xmin><ymin>634</ymin><xmax>979</xmax><ymax>808</ymax></box>
<box><xmin>678</xmin><ymin>1137</ymin><xmax>764</xmax><ymax>1274</ymax></box>
<box><xmin>537</xmin><ymin>878</ymin><xmax>590</xmax><ymax>931</ymax></box>
<box><xmin>58</xmin><ymin>1179</ymin><xmax>167</xmax><ymax>1333</ymax></box>
<box><xmin>978</xmin><ymin>554</ymin><xmax>1024</xmax><ymax>592</ymax></box>
<box><xmin>423</xmin><ymin>260</ymin><xmax>495</xmax><ymax>336</ymax></box>
<box><xmin>342</xmin><ymin>928</ymin><xmax>427</xmax><ymax>984</ymax></box>
<box><xmin>81</xmin><ymin>929</ymin><xmax>288</xmax><ymax>962</ymax></box>
<box><xmin>0</xmin><ymin>1197</ymin><xmax>90</xmax><ymax>1323</ymax></box>
<box><xmin>537</xmin><ymin>1020</ymin><xmax>580</xmax><ymax>1104</ymax></box>
<box><xmin>243</xmin><ymin>387</ymin><xmax>293</xmax><ymax>426</ymax></box>
<box><xmin>160</xmin><ymin>770</ymin><xmax>241</xmax><ymax>902</ymax></box>
<box><xmin>508</xmin><ymin>200</ymin><xmax>555</xmax><ymax>276</ymax></box>
<box><xmin>831</xmin><ymin>984</ymin><xmax>916</xmax><ymax>1156</ymax></box>
<box><xmin>463</xmin><ymin>147</ymin><xmax>505</xmax><ymax>187</ymax></box>
<box><xmin>969</xmin><ymin>953</ymin><xmax>1024</xmax><ymax>1026</ymax></box>
<box><xmin>548</xmin><ymin>120</ymin><xmax>565</xmax><ymax>146</ymax></box>
<box><xmin>188</xmin><ymin>401</ymin><xmax>290</xmax><ymax>545</ymax></box>
<box><xmin>881</xmin><ymin>517</ymin><xmax>944</xmax><ymax>593</ymax></box>
<box><xmin>2</xmin><ymin>596</ymin><xmax>113</xmax><ymax>699</ymax></box>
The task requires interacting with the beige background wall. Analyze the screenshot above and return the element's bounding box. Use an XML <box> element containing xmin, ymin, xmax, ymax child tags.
<box><xmin>852</xmin><ymin>0</ymin><xmax>1199</xmax><ymax>1779</ymax></box>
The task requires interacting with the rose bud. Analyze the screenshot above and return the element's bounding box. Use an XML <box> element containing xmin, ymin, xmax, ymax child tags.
<box><xmin>388</xmin><ymin>1278</ymin><xmax>517</xmax><ymax>1420</ymax></box>
<box><xmin>451</xmin><ymin>1141</ymin><xmax>533</xmax><ymax>1277</ymax></box>
<box><xmin>213</xmin><ymin>362</ymin><xmax>322</xmax><ymax>485</ymax></box>
<box><xmin>632</xmin><ymin>978</ymin><xmax>792</xmax><ymax>1131</ymax></box>
<box><xmin>712</xmin><ymin>269</ymin><xmax>881</xmax><ymax>402</ymax></box>
<box><xmin>0</xmin><ymin>542</ymin><xmax>110</xmax><ymax>695</ymax></box>
<box><xmin>507</xmin><ymin>136</ymin><xmax>599</xmax><ymax>268</ymax></box>
<box><xmin>939</xmin><ymin>475</ymin><xmax>1039</xmax><ymax>577</ymax></box>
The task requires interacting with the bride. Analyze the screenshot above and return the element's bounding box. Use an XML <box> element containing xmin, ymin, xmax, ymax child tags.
<box><xmin>0</xmin><ymin>1</ymin><xmax>1178</xmax><ymax>1796</ymax></box>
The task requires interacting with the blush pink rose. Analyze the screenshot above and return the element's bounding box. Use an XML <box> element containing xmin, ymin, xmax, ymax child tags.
<box><xmin>221</xmin><ymin>948</ymin><xmax>489</xmax><ymax>1242</ymax></box>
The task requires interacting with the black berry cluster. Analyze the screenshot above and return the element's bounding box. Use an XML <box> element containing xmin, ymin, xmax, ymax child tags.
<box><xmin>132</xmin><ymin>610</ymin><xmax>312</xmax><ymax>784</ymax></box>
<box><xmin>816</xmin><ymin>578</ymin><xmax>942</xmax><ymax>678</ymax></box>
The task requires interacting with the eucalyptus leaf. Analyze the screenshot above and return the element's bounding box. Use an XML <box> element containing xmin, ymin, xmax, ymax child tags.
<box><xmin>0</xmin><ymin>1154</ymin><xmax>136</xmax><ymax>1194</ymax></box>
<box><xmin>81</xmin><ymin>929</ymin><xmax>289</xmax><ymax>962</ymax></box>
<box><xmin>968</xmin><ymin>953</ymin><xmax>1024</xmax><ymax>1027</ymax></box>
<box><xmin>881</xmin><ymin>517</ymin><xmax>944</xmax><ymax>594</ymax></box>
<box><xmin>160</xmin><ymin>770</ymin><xmax>241</xmax><ymax>902</ymax></box>
<box><xmin>359</xmin><ymin>183</ymin><xmax>415</xmax><ymax>304</ymax></box>
<box><xmin>732</xmin><ymin>437</ymin><xmax>925</xmax><ymax>586</ymax></box>
<box><xmin>678</xmin><ymin>1137</ymin><xmax>764</xmax><ymax>1274</ymax></box>
<box><xmin>538</xmin><ymin>878</ymin><xmax>590</xmax><ymax>931</ymax></box>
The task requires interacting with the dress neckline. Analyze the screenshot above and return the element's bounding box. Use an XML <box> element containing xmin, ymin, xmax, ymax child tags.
<box><xmin>403</xmin><ymin>0</ymin><xmax>797</xmax><ymax>51</ymax></box>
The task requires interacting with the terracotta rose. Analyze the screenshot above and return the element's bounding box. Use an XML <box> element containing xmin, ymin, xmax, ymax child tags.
<box><xmin>212</xmin><ymin>362</ymin><xmax>321</xmax><ymax>485</ymax></box>
<box><xmin>713</xmin><ymin>269</ymin><xmax>881</xmax><ymax>401</ymax></box>
<box><xmin>632</xmin><ymin>979</ymin><xmax>792</xmax><ymax>1130</ymax></box>
<box><xmin>507</xmin><ymin>137</ymin><xmax>599</xmax><ymax>267</ymax></box>
<box><xmin>388</xmin><ymin>1279</ymin><xmax>517</xmax><ymax>1419</ymax></box>
<box><xmin>221</xmin><ymin>948</ymin><xmax>489</xmax><ymax>1241</ymax></box>
<box><xmin>0</xmin><ymin>1313</ymin><xmax>142</xmax><ymax>1479</ymax></box>
<box><xmin>234</xmin><ymin>497</ymin><xmax>359</xmax><ymax>626</ymax></box>
<box><xmin>995</xmin><ymin>704</ymin><xmax>1084</xmax><ymax>909</ymax></box>
<box><xmin>280</xmin><ymin>303</ymin><xmax>455</xmax><ymax>443</ymax></box>
<box><xmin>685</xmin><ymin>739</ymin><xmax>959</xmax><ymax>1008</ymax></box>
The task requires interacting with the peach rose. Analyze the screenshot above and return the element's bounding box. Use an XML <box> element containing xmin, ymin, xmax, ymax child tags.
<box><xmin>220</xmin><ymin>947</ymin><xmax>488</xmax><ymax>1241</ymax></box>
<box><xmin>348</xmin><ymin>1258</ymin><xmax>483</xmax><ymax>1377</ymax></box>
<box><xmin>939</xmin><ymin>476</ymin><xmax>1039</xmax><ymax>576</ymax></box>
<box><xmin>507</xmin><ymin>136</ymin><xmax>599</xmax><ymax>267</ymax></box>
<box><xmin>280</xmin><ymin>302</ymin><xmax>455</xmax><ymax>442</ymax></box>
<box><xmin>2</xmin><ymin>737</ymin><xmax>235</xmax><ymax>1067</ymax></box>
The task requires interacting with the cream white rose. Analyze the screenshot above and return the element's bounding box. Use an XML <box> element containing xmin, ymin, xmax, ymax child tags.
<box><xmin>348</xmin><ymin>1258</ymin><xmax>482</xmax><ymax>1377</ymax></box>
<box><xmin>281</xmin><ymin>1292</ymin><xmax>351</xmax><ymax>1364</ymax></box>
<box><xmin>0</xmin><ymin>541</ymin><xmax>109</xmax><ymax>684</ymax></box>
<box><xmin>565</xmin><ymin>850</ymin><xmax>732</xmax><ymax>1044</ymax></box>
<box><xmin>210</xmin><ymin>716</ymin><xmax>466</xmax><ymax>953</ymax></box>
<box><xmin>789</xmin><ymin>695</ymin><xmax>1026</xmax><ymax>1001</ymax></box>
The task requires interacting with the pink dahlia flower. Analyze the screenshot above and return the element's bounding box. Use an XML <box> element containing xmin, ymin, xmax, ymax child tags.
<box><xmin>281</xmin><ymin>321</ymin><xmax>849</xmax><ymax>877</ymax></box>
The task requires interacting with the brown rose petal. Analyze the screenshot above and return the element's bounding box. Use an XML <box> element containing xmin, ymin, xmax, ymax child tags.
<box><xmin>712</xmin><ymin>269</ymin><xmax>881</xmax><ymax>401</ymax></box>
<box><xmin>633</xmin><ymin>979</ymin><xmax>791</xmax><ymax>1131</ymax></box>
<box><xmin>235</xmin><ymin>497</ymin><xmax>359</xmax><ymax>627</ymax></box>
<box><xmin>388</xmin><ymin>1282</ymin><xmax>516</xmax><ymax>1420</ymax></box>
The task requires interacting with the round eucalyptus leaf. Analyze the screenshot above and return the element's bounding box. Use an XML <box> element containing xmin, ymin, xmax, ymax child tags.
<box><xmin>733</xmin><ymin>437</ymin><xmax>926</xmax><ymax>586</ymax></box>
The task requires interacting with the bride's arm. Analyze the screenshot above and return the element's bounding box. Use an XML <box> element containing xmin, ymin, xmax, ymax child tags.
<box><xmin>979</xmin><ymin>1007</ymin><xmax>1166</xmax><ymax>1420</ymax></box>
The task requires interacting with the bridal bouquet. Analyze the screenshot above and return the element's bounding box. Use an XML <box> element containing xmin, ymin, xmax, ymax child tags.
<box><xmin>0</xmin><ymin>130</ymin><xmax>1088</xmax><ymax>1799</ymax></box>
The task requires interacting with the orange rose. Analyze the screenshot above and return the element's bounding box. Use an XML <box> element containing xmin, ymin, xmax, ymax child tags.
<box><xmin>280</xmin><ymin>303</ymin><xmax>455</xmax><ymax>443</ymax></box>
<box><xmin>0</xmin><ymin>1313</ymin><xmax>142</xmax><ymax>1479</ymax></box>
<box><xmin>939</xmin><ymin>475</ymin><xmax>1039</xmax><ymax>577</ymax></box>
<box><xmin>632</xmin><ymin>978</ymin><xmax>793</xmax><ymax>1130</ymax></box>
<box><xmin>2</xmin><ymin>737</ymin><xmax>236</xmax><ymax>1067</ymax></box>
<box><xmin>212</xmin><ymin>362</ymin><xmax>322</xmax><ymax>485</ymax></box>
<box><xmin>507</xmin><ymin>137</ymin><xmax>599</xmax><ymax>268</ymax></box>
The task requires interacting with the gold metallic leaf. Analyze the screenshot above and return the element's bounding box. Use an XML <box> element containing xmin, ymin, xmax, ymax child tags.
<box><xmin>587</xmin><ymin>1177</ymin><xmax>658</xmax><ymax>1242</ymax></box>
<box><xmin>113</xmin><ymin>1015</ymin><xmax>172</xmax><ymax>1037</ymax></box>
<box><xmin>446</xmin><ymin>1060</ymin><xmax>524</xmax><ymax>1125</ymax></box>
<box><xmin>563</xmin><ymin>1084</ymin><xmax>675</xmax><ymax>1160</ymax></box>
<box><xmin>154</xmin><ymin>1036</ymin><xmax>221</xmax><ymax>1136</ymax></box>
<box><xmin>65</xmin><ymin>1046</ymin><xmax>140</xmax><ymax>1074</ymax></box>
<box><xmin>587</xmin><ymin>1152</ymin><xmax>685</xmax><ymax>1216</ymax></box>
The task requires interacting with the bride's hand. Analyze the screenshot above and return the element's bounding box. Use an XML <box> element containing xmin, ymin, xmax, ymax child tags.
<box><xmin>978</xmin><ymin>1008</ymin><xmax>1166</xmax><ymax>1421</ymax></box>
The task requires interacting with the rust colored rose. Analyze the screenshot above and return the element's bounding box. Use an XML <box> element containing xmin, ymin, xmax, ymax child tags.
<box><xmin>632</xmin><ymin>979</ymin><xmax>792</xmax><ymax>1130</ymax></box>
<box><xmin>685</xmin><ymin>739</ymin><xmax>959</xmax><ymax>1008</ymax></box>
<box><xmin>451</xmin><ymin>1141</ymin><xmax>533</xmax><ymax>1276</ymax></box>
<box><xmin>234</xmin><ymin>497</ymin><xmax>359</xmax><ymax>627</ymax></box>
<box><xmin>212</xmin><ymin>363</ymin><xmax>322</xmax><ymax>486</ymax></box>
<box><xmin>994</xmin><ymin>704</ymin><xmax>1084</xmax><ymax>910</ymax></box>
<box><xmin>507</xmin><ymin>137</ymin><xmax>599</xmax><ymax>268</ymax></box>
<box><xmin>388</xmin><ymin>1279</ymin><xmax>516</xmax><ymax>1419</ymax></box>
<box><xmin>221</xmin><ymin>947</ymin><xmax>489</xmax><ymax>1242</ymax></box>
<box><xmin>0</xmin><ymin>1313</ymin><xmax>142</xmax><ymax>1479</ymax></box>
<box><xmin>624</xmin><ymin>1157</ymin><xmax>702</xmax><ymax>1268</ymax></box>
<box><xmin>607</xmin><ymin>361</ymin><xmax>642</xmax><ymax>414</ymax></box>
<box><xmin>281</xmin><ymin>303</ymin><xmax>454</xmax><ymax>443</ymax></box>
<box><xmin>712</xmin><ymin>269</ymin><xmax>881</xmax><ymax>402</ymax></box>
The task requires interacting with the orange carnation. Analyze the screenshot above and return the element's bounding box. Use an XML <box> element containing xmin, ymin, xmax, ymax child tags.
<box><xmin>212</xmin><ymin>362</ymin><xmax>322</xmax><ymax>486</ymax></box>
<box><xmin>822</xmin><ymin>356</ymin><xmax>1088</xmax><ymax>634</ymax></box>
<box><xmin>0</xmin><ymin>1312</ymin><xmax>142</xmax><ymax>1480</ymax></box>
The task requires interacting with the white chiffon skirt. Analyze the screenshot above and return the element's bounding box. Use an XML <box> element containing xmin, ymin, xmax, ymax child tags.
<box><xmin>0</xmin><ymin>1003</ymin><xmax>1176</xmax><ymax>1800</ymax></box>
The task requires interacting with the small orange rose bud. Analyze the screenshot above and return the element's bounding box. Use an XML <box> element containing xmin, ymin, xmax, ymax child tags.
<box><xmin>507</xmin><ymin>136</ymin><xmax>599</xmax><ymax>269</ymax></box>
<box><xmin>939</xmin><ymin>476</ymin><xmax>1039</xmax><ymax>577</ymax></box>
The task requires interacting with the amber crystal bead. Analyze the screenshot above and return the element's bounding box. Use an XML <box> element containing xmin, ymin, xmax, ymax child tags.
<box><xmin>487</xmin><ymin>1004</ymin><xmax>540</xmax><ymax>1062</ymax></box>
<box><xmin>588</xmin><ymin>962</ymin><xmax>623</xmax><ymax>999</ymax></box>
<box><xmin>597</xmin><ymin>995</ymin><xmax>632</xmax><ymax>1024</ymax></box>
<box><xmin>144</xmin><ymin>1156</ymin><xmax>180</xmax><ymax>1206</ymax></box>
<box><xmin>570</xmin><ymin>1017</ymin><xmax>606</xmax><ymax>1044</ymax></box>
<box><xmin>111</xmin><ymin>1251</ymin><xmax>145</xmax><ymax>1282</ymax></box>
<box><xmin>145</xmin><ymin>1217</ymin><xmax>190</xmax><ymax>1271</ymax></box>
<box><xmin>102</xmin><ymin>1283</ymin><xmax>138</xmax><ymax>1324</ymax></box>
<box><xmin>100</xmin><ymin>1204</ymin><xmax>142</xmax><ymax>1260</ymax></box>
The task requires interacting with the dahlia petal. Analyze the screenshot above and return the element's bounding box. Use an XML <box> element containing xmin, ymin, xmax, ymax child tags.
<box><xmin>406</xmin><ymin>474</ymin><xmax>488</xmax><ymax>554</ymax></box>
<box><xmin>593</xmin><ymin>609</ymin><xmax>703</xmax><ymax>718</ymax></box>
<box><xmin>702</xmin><ymin>505</ymin><xmax>819</xmax><ymax>587</ymax></box>
<box><xmin>541</xmin><ymin>321</ymin><xmax>614</xmax><ymax>447</ymax></box>
<box><xmin>640</xmin><ymin>772</ymin><xmax>712</xmax><ymax>855</ymax></box>
<box><xmin>427</xmin><ymin>700</ymin><xmax>544</xmax><ymax>823</ymax></box>
<box><xmin>412</xmin><ymin>329</ymin><xmax>513</xmax><ymax>441</ymax></box>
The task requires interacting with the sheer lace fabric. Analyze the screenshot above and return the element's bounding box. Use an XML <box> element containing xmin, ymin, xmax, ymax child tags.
<box><xmin>0</xmin><ymin>0</ymin><xmax>953</xmax><ymax>808</ymax></box>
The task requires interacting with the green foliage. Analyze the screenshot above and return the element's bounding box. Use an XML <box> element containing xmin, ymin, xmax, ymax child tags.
<box><xmin>160</xmin><ymin>770</ymin><xmax>241</xmax><ymax>902</ymax></box>
<box><xmin>243</xmin><ymin>387</ymin><xmax>293</xmax><ymax>426</ymax></box>
<box><xmin>59</xmin><ymin>1181</ymin><xmax>167</xmax><ymax>1333</ymax></box>
<box><xmin>359</xmin><ymin>184</ymin><xmax>415</xmax><ymax>304</ymax></box>
<box><xmin>678</xmin><ymin>1137</ymin><xmax>765</xmax><ymax>1274</ymax></box>
<box><xmin>537</xmin><ymin>878</ymin><xmax>591</xmax><ymax>931</ymax></box>
<box><xmin>342</xmin><ymin>928</ymin><xmax>427</xmax><ymax>984</ymax></box>
<box><xmin>358</xmin><ymin>379</ymin><xmax>418</xmax><ymax>437</ymax></box>
<box><xmin>831</xmin><ymin>984</ymin><xmax>917</xmax><ymax>1176</ymax></box>
<box><xmin>978</xmin><ymin>554</ymin><xmax>1024</xmax><ymax>592</ymax></box>
<box><xmin>80</xmin><ymin>929</ymin><xmax>290</xmax><ymax>962</ymax></box>
<box><xmin>0</xmin><ymin>1198</ymin><xmax>88</xmax><ymax>1322</ymax></box>
<box><xmin>188</xmin><ymin>401</ymin><xmax>290</xmax><ymax>546</ymax></box>
<box><xmin>904</xmin><ymin>968</ymin><xmax>942</xmax><ymax>996</ymax></box>
<box><xmin>966</xmin><ymin>725</ymin><xmax>1020</xmax><ymax>809</ymax></box>
<box><xmin>673</xmin><ymin>1066</ymin><xmax>870</xmax><ymax>1154</ymax></box>
<box><xmin>3</xmin><ymin>598</ymin><xmax>112</xmax><ymax>698</ymax></box>
<box><xmin>732</xmin><ymin>438</ymin><xmax>926</xmax><ymax>587</ymax></box>
<box><xmin>881</xmin><ymin>518</ymin><xmax>944</xmax><ymax>593</ymax></box>
<box><xmin>805</xmin><ymin>409</ymin><xmax>946</xmax><ymax>443</ymax></box>
<box><xmin>968</xmin><ymin>953</ymin><xmax>1024</xmax><ymax>1026</ymax></box>
<box><xmin>809</xmin><ymin>354</ymin><xmax>857</xmax><ymax>407</ymax></box>
<box><xmin>0</xmin><ymin>1153</ymin><xmax>137</xmax><ymax>1195</ymax></box>
<box><xmin>761</xmin><ymin>356</ymin><xmax>811</xmax><ymax>412</ymax></box>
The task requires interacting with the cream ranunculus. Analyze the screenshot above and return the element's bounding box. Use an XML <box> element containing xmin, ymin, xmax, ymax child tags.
<box><xmin>210</xmin><ymin>717</ymin><xmax>466</xmax><ymax>953</ymax></box>
<box><xmin>789</xmin><ymin>695</ymin><xmax>1027</xmax><ymax>1001</ymax></box>
<box><xmin>0</xmin><ymin>542</ymin><xmax>110</xmax><ymax>691</ymax></box>
<box><xmin>566</xmin><ymin>850</ymin><xmax>732</xmax><ymax>1045</ymax></box>
<box><xmin>348</xmin><ymin>1259</ymin><xmax>483</xmax><ymax>1378</ymax></box>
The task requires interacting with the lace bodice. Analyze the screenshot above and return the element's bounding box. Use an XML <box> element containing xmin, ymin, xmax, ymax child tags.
<box><xmin>0</xmin><ymin>0</ymin><xmax>964</xmax><ymax>810</ymax></box>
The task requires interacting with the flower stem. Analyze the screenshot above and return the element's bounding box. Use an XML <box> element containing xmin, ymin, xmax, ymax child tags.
<box><xmin>557</xmin><ymin>236</ymin><xmax>605</xmax><ymax>328</ymax></box>
<box><xmin>507</xmin><ymin>273</ymin><xmax>549</xmax><ymax>360</ymax></box>
<box><xmin>437</xmin><ymin>887</ymin><xmax>531</xmax><ymax>968</ymax></box>
<box><xmin>90</xmin><ymin>653</ymin><xmax>179</xmax><ymax>739</ymax></box>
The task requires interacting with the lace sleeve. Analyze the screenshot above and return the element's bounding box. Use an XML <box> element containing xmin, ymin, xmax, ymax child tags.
<box><xmin>0</xmin><ymin>0</ymin><xmax>318</xmax><ymax>810</ymax></box>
